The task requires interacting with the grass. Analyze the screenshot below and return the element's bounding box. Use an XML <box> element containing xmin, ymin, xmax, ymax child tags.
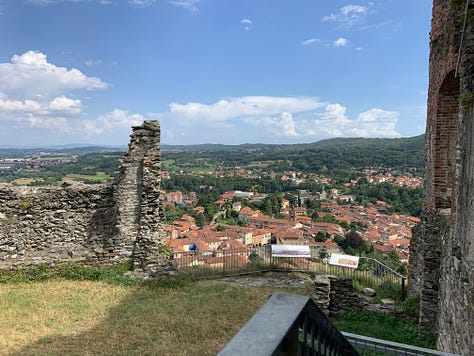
<box><xmin>0</xmin><ymin>265</ymin><xmax>306</xmax><ymax>355</ymax></box>
<box><xmin>2</xmin><ymin>280</ymin><xmax>283</xmax><ymax>356</ymax></box>
<box><xmin>11</xmin><ymin>178</ymin><xmax>37</xmax><ymax>185</ymax></box>
<box><xmin>63</xmin><ymin>172</ymin><xmax>109</xmax><ymax>183</ymax></box>
<box><xmin>332</xmin><ymin>310</ymin><xmax>436</xmax><ymax>349</ymax></box>
<box><xmin>0</xmin><ymin>264</ymin><xmax>429</xmax><ymax>355</ymax></box>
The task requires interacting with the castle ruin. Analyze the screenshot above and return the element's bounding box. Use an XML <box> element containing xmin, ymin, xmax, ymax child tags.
<box><xmin>409</xmin><ymin>0</ymin><xmax>474</xmax><ymax>353</ymax></box>
<box><xmin>0</xmin><ymin>120</ymin><xmax>170</xmax><ymax>276</ymax></box>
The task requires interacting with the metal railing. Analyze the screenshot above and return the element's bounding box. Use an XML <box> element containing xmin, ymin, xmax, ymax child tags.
<box><xmin>218</xmin><ymin>292</ymin><xmax>459</xmax><ymax>356</ymax></box>
<box><xmin>171</xmin><ymin>245</ymin><xmax>407</xmax><ymax>299</ymax></box>
<box><xmin>218</xmin><ymin>292</ymin><xmax>359</xmax><ymax>355</ymax></box>
<box><xmin>342</xmin><ymin>332</ymin><xmax>459</xmax><ymax>356</ymax></box>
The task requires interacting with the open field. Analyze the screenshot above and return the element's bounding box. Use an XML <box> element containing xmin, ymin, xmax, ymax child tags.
<box><xmin>63</xmin><ymin>172</ymin><xmax>109</xmax><ymax>183</ymax></box>
<box><xmin>10</xmin><ymin>178</ymin><xmax>37</xmax><ymax>185</ymax></box>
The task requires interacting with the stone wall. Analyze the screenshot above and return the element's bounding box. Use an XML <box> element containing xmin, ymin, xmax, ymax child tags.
<box><xmin>0</xmin><ymin>120</ymin><xmax>169</xmax><ymax>276</ymax></box>
<box><xmin>409</xmin><ymin>1</ymin><xmax>474</xmax><ymax>353</ymax></box>
<box><xmin>313</xmin><ymin>274</ymin><xmax>364</xmax><ymax>317</ymax></box>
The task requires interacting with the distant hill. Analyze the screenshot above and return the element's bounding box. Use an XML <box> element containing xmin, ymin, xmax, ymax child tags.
<box><xmin>0</xmin><ymin>146</ymin><xmax>125</xmax><ymax>158</ymax></box>
<box><xmin>162</xmin><ymin>135</ymin><xmax>425</xmax><ymax>172</ymax></box>
<box><xmin>1</xmin><ymin>135</ymin><xmax>425</xmax><ymax>174</ymax></box>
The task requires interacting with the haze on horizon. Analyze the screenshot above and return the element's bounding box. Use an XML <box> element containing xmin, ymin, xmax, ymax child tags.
<box><xmin>0</xmin><ymin>0</ymin><xmax>431</xmax><ymax>147</ymax></box>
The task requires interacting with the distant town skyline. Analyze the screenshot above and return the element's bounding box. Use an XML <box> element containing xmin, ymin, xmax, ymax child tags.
<box><xmin>0</xmin><ymin>0</ymin><xmax>431</xmax><ymax>147</ymax></box>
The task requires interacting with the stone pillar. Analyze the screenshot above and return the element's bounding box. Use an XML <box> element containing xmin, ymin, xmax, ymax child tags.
<box><xmin>410</xmin><ymin>214</ymin><xmax>447</xmax><ymax>338</ymax></box>
<box><xmin>328</xmin><ymin>276</ymin><xmax>363</xmax><ymax>317</ymax></box>
<box><xmin>115</xmin><ymin>120</ymin><xmax>170</xmax><ymax>275</ymax></box>
<box><xmin>313</xmin><ymin>275</ymin><xmax>331</xmax><ymax>316</ymax></box>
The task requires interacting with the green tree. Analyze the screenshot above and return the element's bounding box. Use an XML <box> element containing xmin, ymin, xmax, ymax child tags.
<box><xmin>205</xmin><ymin>203</ymin><xmax>217</xmax><ymax>219</ymax></box>
<box><xmin>264</xmin><ymin>199</ymin><xmax>273</xmax><ymax>216</ymax></box>
<box><xmin>314</xmin><ymin>231</ymin><xmax>329</xmax><ymax>242</ymax></box>
<box><xmin>195</xmin><ymin>212</ymin><xmax>205</xmax><ymax>227</ymax></box>
<box><xmin>338</xmin><ymin>229</ymin><xmax>372</xmax><ymax>255</ymax></box>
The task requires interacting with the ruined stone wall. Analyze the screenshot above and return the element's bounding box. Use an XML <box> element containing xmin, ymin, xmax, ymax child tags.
<box><xmin>313</xmin><ymin>275</ymin><xmax>364</xmax><ymax>317</ymax></box>
<box><xmin>0</xmin><ymin>120</ymin><xmax>169</xmax><ymax>276</ymax></box>
<box><xmin>115</xmin><ymin>120</ymin><xmax>168</xmax><ymax>275</ymax></box>
<box><xmin>409</xmin><ymin>1</ymin><xmax>474</xmax><ymax>353</ymax></box>
<box><xmin>0</xmin><ymin>183</ymin><xmax>118</xmax><ymax>267</ymax></box>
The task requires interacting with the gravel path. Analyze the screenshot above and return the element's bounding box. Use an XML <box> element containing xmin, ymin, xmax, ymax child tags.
<box><xmin>198</xmin><ymin>271</ymin><xmax>315</xmax><ymax>290</ymax></box>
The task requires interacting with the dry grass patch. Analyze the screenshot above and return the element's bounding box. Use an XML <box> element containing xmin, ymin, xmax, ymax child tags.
<box><xmin>11</xmin><ymin>178</ymin><xmax>36</xmax><ymax>185</ymax></box>
<box><xmin>1</xmin><ymin>278</ymin><xmax>304</xmax><ymax>356</ymax></box>
<box><xmin>0</xmin><ymin>280</ymin><xmax>131</xmax><ymax>354</ymax></box>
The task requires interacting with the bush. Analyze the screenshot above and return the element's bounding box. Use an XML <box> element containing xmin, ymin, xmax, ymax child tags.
<box><xmin>403</xmin><ymin>295</ymin><xmax>420</xmax><ymax>320</ymax></box>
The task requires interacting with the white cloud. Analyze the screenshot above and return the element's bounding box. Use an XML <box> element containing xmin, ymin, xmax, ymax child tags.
<box><xmin>169</xmin><ymin>96</ymin><xmax>324</xmax><ymax>123</ymax></box>
<box><xmin>310</xmin><ymin>103</ymin><xmax>350</xmax><ymax>136</ymax></box>
<box><xmin>240</xmin><ymin>18</ymin><xmax>252</xmax><ymax>30</ymax></box>
<box><xmin>324</xmin><ymin>4</ymin><xmax>369</xmax><ymax>27</ymax></box>
<box><xmin>333</xmin><ymin>37</ymin><xmax>348</xmax><ymax>47</ymax></box>
<box><xmin>48</xmin><ymin>96</ymin><xmax>82</xmax><ymax>114</ymax></box>
<box><xmin>356</xmin><ymin>108</ymin><xmax>398</xmax><ymax>122</ymax></box>
<box><xmin>0</xmin><ymin>99</ymin><xmax>40</xmax><ymax>112</ymax></box>
<box><xmin>85</xmin><ymin>109</ymin><xmax>147</xmax><ymax>135</ymax></box>
<box><xmin>28</xmin><ymin>0</ymin><xmax>112</xmax><ymax>5</ymax></box>
<box><xmin>350</xmin><ymin>109</ymin><xmax>399</xmax><ymax>137</ymax></box>
<box><xmin>302</xmin><ymin>38</ymin><xmax>319</xmax><ymax>46</ymax></box>
<box><xmin>263</xmin><ymin>112</ymin><xmax>299</xmax><ymax>137</ymax></box>
<box><xmin>84</xmin><ymin>59</ymin><xmax>103</xmax><ymax>67</ymax></box>
<box><xmin>0</xmin><ymin>50</ymin><xmax>119</xmax><ymax>141</ymax></box>
<box><xmin>355</xmin><ymin>46</ymin><xmax>364</xmax><ymax>51</ymax></box>
<box><xmin>27</xmin><ymin>116</ymin><xmax>71</xmax><ymax>132</ymax></box>
<box><xmin>341</xmin><ymin>5</ymin><xmax>368</xmax><ymax>17</ymax></box>
<box><xmin>97</xmin><ymin>109</ymin><xmax>144</xmax><ymax>132</ymax></box>
<box><xmin>0</xmin><ymin>50</ymin><xmax>108</xmax><ymax>99</ymax></box>
<box><xmin>161</xmin><ymin>96</ymin><xmax>400</xmax><ymax>142</ymax></box>
<box><xmin>129</xmin><ymin>0</ymin><xmax>156</xmax><ymax>7</ymax></box>
<box><xmin>302</xmin><ymin>105</ymin><xmax>400</xmax><ymax>138</ymax></box>
<box><xmin>322</xmin><ymin>104</ymin><xmax>349</xmax><ymax>123</ymax></box>
<box><xmin>168</xmin><ymin>0</ymin><xmax>199</xmax><ymax>12</ymax></box>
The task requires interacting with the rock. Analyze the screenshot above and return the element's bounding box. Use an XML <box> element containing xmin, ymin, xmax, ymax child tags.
<box><xmin>362</xmin><ymin>287</ymin><xmax>376</xmax><ymax>297</ymax></box>
<box><xmin>381</xmin><ymin>298</ymin><xmax>395</xmax><ymax>306</ymax></box>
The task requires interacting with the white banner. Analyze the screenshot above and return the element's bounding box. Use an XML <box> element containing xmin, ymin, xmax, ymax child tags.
<box><xmin>329</xmin><ymin>253</ymin><xmax>359</xmax><ymax>269</ymax></box>
<box><xmin>271</xmin><ymin>245</ymin><xmax>311</xmax><ymax>258</ymax></box>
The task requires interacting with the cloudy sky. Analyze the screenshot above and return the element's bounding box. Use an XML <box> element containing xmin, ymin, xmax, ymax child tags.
<box><xmin>0</xmin><ymin>0</ymin><xmax>431</xmax><ymax>147</ymax></box>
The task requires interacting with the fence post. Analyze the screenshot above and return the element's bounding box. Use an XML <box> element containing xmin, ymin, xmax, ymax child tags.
<box><xmin>269</xmin><ymin>244</ymin><xmax>273</xmax><ymax>269</ymax></box>
<box><xmin>401</xmin><ymin>277</ymin><xmax>407</xmax><ymax>301</ymax></box>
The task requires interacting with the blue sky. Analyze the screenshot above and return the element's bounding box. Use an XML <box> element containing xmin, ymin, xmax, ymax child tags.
<box><xmin>0</xmin><ymin>0</ymin><xmax>432</xmax><ymax>147</ymax></box>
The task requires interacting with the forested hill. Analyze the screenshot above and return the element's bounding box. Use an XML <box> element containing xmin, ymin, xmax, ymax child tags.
<box><xmin>162</xmin><ymin>135</ymin><xmax>425</xmax><ymax>173</ymax></box>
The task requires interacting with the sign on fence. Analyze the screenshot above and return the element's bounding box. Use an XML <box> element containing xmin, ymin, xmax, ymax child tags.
<box><xmin>271</xmin><ymin>245</ymin><xmax>311</xmax><ymax>258</ymax></box>
<box><xmin>329</xmin><ymin>253</ymin><xmax>359</xmax><ymax>269</ymax></box>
